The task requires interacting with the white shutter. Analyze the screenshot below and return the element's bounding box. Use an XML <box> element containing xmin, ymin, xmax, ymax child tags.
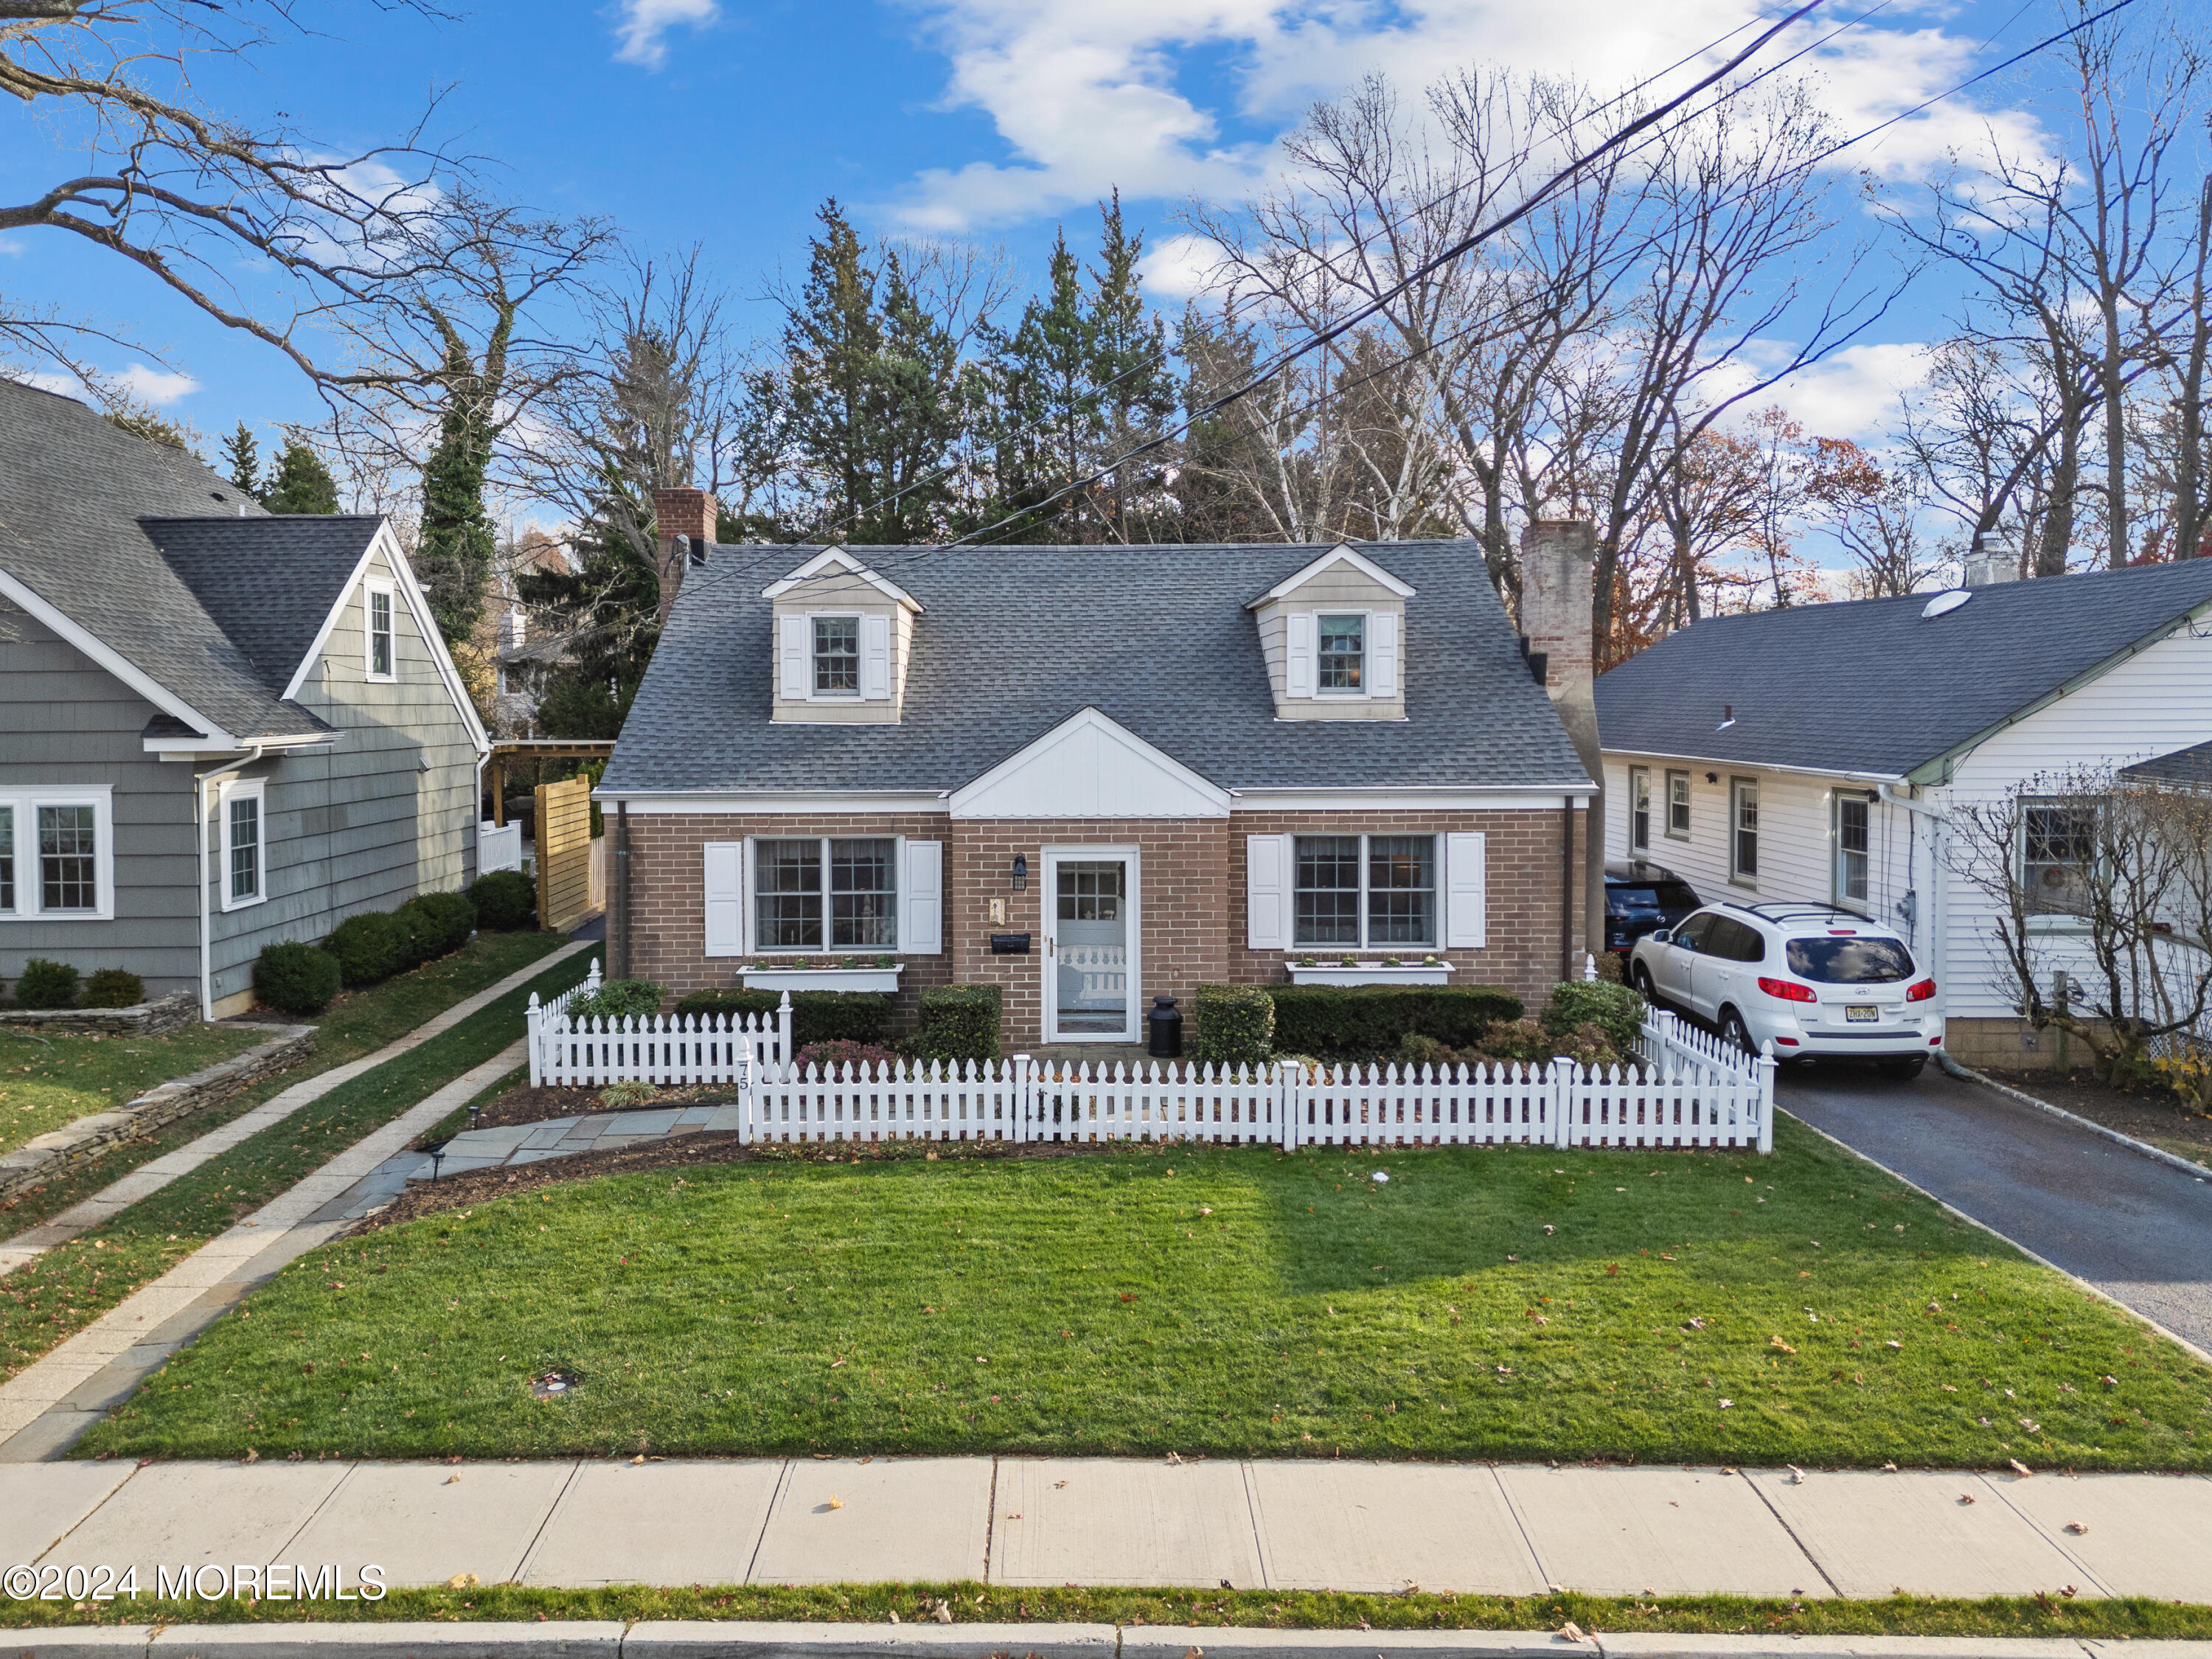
<box><xmin>1370</xmin><ymin>610</ymin><xmax>1399</xmax><ymax>697</ymax></box>
<box><xmin>902</xmin><ymin>838</ymin><xmax>943</xmax><ymax>954</ymax></box>
<box><xmin>779</xmin><ymin>614</ymin><xmax>807</xmax><ymax>700</ymax></box>
<box><xmin>703</xmin><ymin>841</ymin><xmax>744</xmax><ymax>956</ymax></box>
<box><xmin>860</xmin><ymin>613</ymin><xmax>892</xmax><ymax>700</ymax></box>
<box><xmin>1444</xmin><ymin>831</ymin><xmax>1486</xmax><ymax>949</ymax></box>
<box><xmin>1246</xmin><ymin>833</ymin><xmax>1292</xmax><ymax>950</ymax></box>
<box><xmin>1285</xmin><ymin>613</ymin><xmax>1315</xmax><ymax>699</ymax></box>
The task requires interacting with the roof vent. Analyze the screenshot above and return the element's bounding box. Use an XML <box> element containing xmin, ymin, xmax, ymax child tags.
<box><xmin>1717</xmin><ymin>704</ymin><xmax>1736</xmax><ymax>731</ymax></box>
<box><xmin>1921</xmin><ymin>590</ymin><xmax>1972</xmax><ymax>619</ymax></box>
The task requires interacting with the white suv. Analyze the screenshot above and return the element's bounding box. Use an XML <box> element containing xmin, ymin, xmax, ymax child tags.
<box><xmin>1628</xmin><ymin>902</ymin><xmax>1943</xmax><ymax>1078</ymax></box>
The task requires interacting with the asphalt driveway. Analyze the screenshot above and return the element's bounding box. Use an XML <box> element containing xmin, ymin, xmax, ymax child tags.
<box><xmin>1776</xmin><ymin>1062</ymin><xmax>2212</xmax><ymax>1356</ymax></box>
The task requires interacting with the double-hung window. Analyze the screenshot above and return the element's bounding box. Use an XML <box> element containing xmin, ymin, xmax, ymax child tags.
<box><xmin>365</xmin><ymin>580</ymin><xmax>396</xmax><ymax>681</ymax></box>
<box><xmin>220</xmin><ymin>778</ymin><xmax>266</xmax><ymax>910</ymax></box>
<box><xmin>1833</xmin><ymin>792</ymin><xmax>1870</xmax><ymax>909</ymax></box>
<box><xmin>813</xmin><ymin>617</ymin><xmax>860</xmax><ymax>695</ymax></box>
<box><xmin>1628</xmin><ymin>766</ymin><xmax>1651</xmax><ymax>855</ymax></box>
<box><xmin>1315</xmin><ymin>615</ymin><xmax>1364</xmax><ymax>692</ymax></box>
<box><xmin>1293</xmin><ymin>833</ymin><xmax>1436</xmax><ymax>948</ymax></box>
<box><xmin>1666</xmin><ymin>770</ymin><xmax>1691</xmax><ymax>838</ymax></box>
<box><xmin>0</xmin><ymin>788</ymin><xmax>112</xmax><ymax>919</ymax></box>
<box><xmin>755</xmin><ymin>836</ymin><xmax>897</xmax><ymax>950</ymax></box>
<box><xmin>1729</xmin><ymin>778</ymin><xmax>1759</xmax><ymax>885</ymax></box>
<box><xmin>2022</xmin><ymin>799</ymin><xmax>2098</xmax><ymax>916</ymax></box>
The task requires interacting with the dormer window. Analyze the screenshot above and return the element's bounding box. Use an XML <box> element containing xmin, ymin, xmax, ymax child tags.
<box><xmin>813</xmin><ymin>616</ymin><xmax>860</xmax><ymax>695</ymax></box>
<box><xmin>1317</xmin><ymin>614</ymin><xmax>1365</xmax><ymax>692</ymax></box>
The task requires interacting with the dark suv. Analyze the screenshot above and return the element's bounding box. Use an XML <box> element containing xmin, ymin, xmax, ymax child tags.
<box><xmin>1604</xmin><ymin>861</ymin><xmax>1703</xmax><ymax>956</ymax></box>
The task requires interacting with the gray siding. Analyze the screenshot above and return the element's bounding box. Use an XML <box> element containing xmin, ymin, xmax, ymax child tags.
<box><xmin>204</xmin><ymin>547</ymin><xmax>481</xmax><ymax>1004</ymax></box>
<box><xmin>0</xmin><ymin>598</ymin><xmax>199</xmax><ymax>995</ymax></box>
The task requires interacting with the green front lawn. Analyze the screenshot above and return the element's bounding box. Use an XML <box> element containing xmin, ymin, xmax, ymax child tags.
<box><xmin>83</xmin><ymin>1117</ymin><xmax>2212</xmax><ymax>1468</ymax></box>
<box><xmin>0</xmin><ymin>940</ymin><xmax>591</xmax><ymax>1382</ymax></box>
<box><xmin>0</xmin><ymin>1023</ymin><xmax>268</xmax><ymax>1158</ymax></box>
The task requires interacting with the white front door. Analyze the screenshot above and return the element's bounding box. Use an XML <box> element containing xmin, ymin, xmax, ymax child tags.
<box><xmin>1042</xmin><ymin>846</ymin><xmax>1141</xmax><ymax>1043</ymax></box>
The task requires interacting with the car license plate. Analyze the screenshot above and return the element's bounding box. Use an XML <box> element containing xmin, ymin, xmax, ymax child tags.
<box><xmin>1846</xmin><ymin>1005</ymin><xmax>1880</xmax><ymax>1023</ymax></box>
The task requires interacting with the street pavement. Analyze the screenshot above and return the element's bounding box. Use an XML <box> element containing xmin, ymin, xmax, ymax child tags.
<box><xmin>14</xmin><ymin>1456</ymin><xmax>2212</xmax><ymax>1599</ymax></box>
<box><xmin>1775</xmin><ymin>1063</ymin><xmax>2212</xmax><ymax>1354</ymax></box>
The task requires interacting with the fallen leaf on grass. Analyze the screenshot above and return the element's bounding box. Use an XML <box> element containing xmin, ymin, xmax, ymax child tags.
<box><xmin>1770</xmin><ymin>1337</ymin><xmax>1798</xmax><ymax>1354</ymax></box>
<box><xmin>447</xmin><ymin>1574</ymin><xmax>480</xmax><ymax>1590</ymax></box>
<box><xmin>2010</xmin><ymin>1459</ymin><xmax>2034</xmax><ymax>1476</ymax></box>
<box><xmin>1558</xmin><ymin>1621</ymin><xmax>1588</xmax><ymax>1643</ymax></box>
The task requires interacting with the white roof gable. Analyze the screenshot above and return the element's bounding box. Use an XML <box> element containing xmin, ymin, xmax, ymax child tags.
<box><xmin>762</xmin><ymin>546</ymin><xmax>923</xmax><ymax>612</ymax></box>
<box><xmin>1245</xmin><ymin>542</ymin><xmax>1416</xmax><ymax>608</ymax></box>
<box><xmin>949</xmin><ymin>706</ymin><xmax>1232</xmax><ymax>819</ymax></box>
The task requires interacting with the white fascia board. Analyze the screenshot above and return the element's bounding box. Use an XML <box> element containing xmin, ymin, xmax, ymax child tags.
<box><xmin>147</xmin><ymin>731</ymin><xmax>338</xmax><ymax>759</ymax></box>
<box><xmin>594</xmin><ymin>789</ymin><xmax>950</xmax><ymax>815</ymax></box>
<box><xmin>947</xmin><ymin>705</ymin><xmax>1234</xmax><ymax>818</ymax></box>
<box><xmin>761</xmin><ymin>547</ymin><xmax>924</xmax><ymax>613</ymax></box>
<box><xmin>1601</xmin><ymin>746</ymin><xmax>1906</xmax><ymax>787</ymax></box>
<box><xmin>1245</xmin><ymin>543</ymin><xmax>1417</xmax><ymax>608</ymax></box>
<box><xmin>1231</xmin><ymin>787</ymin><xmax>1596</xmax><ymax>811</ymax></box>
<box><xmin>283</xmin><ymin>523</ymin><xmax>490</xmax><ymax>757</ymax></box>
<box><xmin>0</xmin><ymin>566</ymin><xmax>237</xmax><ymax>748</ymax></box>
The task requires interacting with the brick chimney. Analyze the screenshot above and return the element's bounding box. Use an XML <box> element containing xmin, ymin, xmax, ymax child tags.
<box><xmin>653</xmin><ymin>487</ymin><xmax>718</xmax><ymax>630</ymax></box>
<box><xmin>1519</xmin><ymin>520</ymin><xmax>1604</xmax><ymax>971</ymax></box>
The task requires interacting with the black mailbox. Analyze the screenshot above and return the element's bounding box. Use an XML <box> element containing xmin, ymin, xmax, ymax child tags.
<box><xmin>990</xmin><ymin>933</ymin><xmax>1032</xmax><ymax>955</ymax></box>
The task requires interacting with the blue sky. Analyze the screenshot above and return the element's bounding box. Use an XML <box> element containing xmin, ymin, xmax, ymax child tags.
<box><xmin>1</xmin><ymin>0</ymin><xmax>2073</xmax><ymax>470</ymax></box>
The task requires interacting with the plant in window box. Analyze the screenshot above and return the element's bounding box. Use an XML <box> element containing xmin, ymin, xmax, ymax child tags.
<box><xmin>1339</xmin><ymin>955</ymin><xmax>1358</xmax><ymax>968</ymax></box>
<box><xmin>1382</xmin><ymin>956</ymin><xmax>1402</xmax><ymax>968</ymax></box>
<box><xmin>1422</xmin><ymin>954</ymin><xmax>1440</xmax><ymax>967</ymax></box>
<box><xmin>874</xmin><ymin>954</ymin><xmax>895</xmax><ymax>969</ymax></box>
<box><xmin>842</xmin><ymin>956</ymin><xmax>862</xmax><ymax>970</ymax></box>
<box><xmin>1298</xmin><ymin>956</ymin><xmax>1318</xmax><ymax>967</ymax></box>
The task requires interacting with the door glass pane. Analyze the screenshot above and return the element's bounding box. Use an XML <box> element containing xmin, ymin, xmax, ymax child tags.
<box><xmin>830</xmin><ymin>838</ymin><xmax>896</xmax><ymax>947</ymax></box>
<box><xmin>39</xmin><ymin>805</ymin><xmax>97</xmax><ymax>911</ymax></box>
<box><xmin>1367</xmin><ymin>835</ymin><xmax>1435</xmax><ymax>945</ymax></box>
<box><xmin>1054</xmin><ymin>860</ymin><xmax>1127</xmax><ymax>1035</ymax></box>
<box><xmin>756</xmin><ymin>838</ymin><xmax>822</xmax><ymax>947</ymax></box>
<box><xmin>1293</xmin><ymin>835</ymin><xmax>1360</xmax><ymax>945</ymax></box>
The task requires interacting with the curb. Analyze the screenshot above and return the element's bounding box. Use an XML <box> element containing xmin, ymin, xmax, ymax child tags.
<box><xmin>4</xmin><ymin>1627</ymin><xmax>2208</xmax><ymax>1659</ymax></box>
<box><xmin>1937</xmin><ymin>1057</ymin><xmax>2212</xmax><ymax>1185</ymax></box>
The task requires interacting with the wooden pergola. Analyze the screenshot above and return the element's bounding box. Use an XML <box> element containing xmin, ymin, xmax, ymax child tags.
<box><xmin>486</xmin><ymin>740</ymin><xmax>616</xmax><ymax>826</ymax></box>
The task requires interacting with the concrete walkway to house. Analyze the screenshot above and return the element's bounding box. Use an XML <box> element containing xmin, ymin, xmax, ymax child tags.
<box><xmin>0</xmin><ymin>942</ymin><xmax>595</xmax><ymax>1281</ymax></box>
<box><xmin>12</xmin><ymin>1455</ymin><xmax>2212</xmax><ymax>1601</ymax></box>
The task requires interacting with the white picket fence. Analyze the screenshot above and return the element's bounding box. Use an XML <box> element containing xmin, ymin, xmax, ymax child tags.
<box><xmin>477</xmin><ymin>819</ymin><xmax>524</xmax><ymax>875</ymax></box>
<box><xmin>524</xmin><ymin>964</ymin><xmax>1774</xmax><ymax>1152</ymax></box>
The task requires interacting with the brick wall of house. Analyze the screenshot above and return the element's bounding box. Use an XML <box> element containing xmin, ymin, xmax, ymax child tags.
<box><xmin>1225</xmin><ymin>807</ymin><xmax>1587</xmax><ymax>1014</ymax></box>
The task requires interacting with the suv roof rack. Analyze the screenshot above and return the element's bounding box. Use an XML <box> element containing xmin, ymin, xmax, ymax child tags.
<box><xmin>1717</xmin><ymin>900</ymin><xmax>1870</xmax><ymax>924</ymax></box>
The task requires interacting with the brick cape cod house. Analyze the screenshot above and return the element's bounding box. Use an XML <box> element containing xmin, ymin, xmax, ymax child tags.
<box><xmin>596</xmin><ymin>494</ymin><xmax>1604</xmax><ymax>1053</ymax></box>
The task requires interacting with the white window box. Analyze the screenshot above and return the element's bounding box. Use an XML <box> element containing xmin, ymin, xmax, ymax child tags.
<box><xmin>1285</xmin><ymin>960</ymin><xmax>1453</xmax><ymax>986</ymax></box>
<box><xmin>741</xmin><ymin>963</ymin><xmax>903</xmax><ymax>993</ymax></box>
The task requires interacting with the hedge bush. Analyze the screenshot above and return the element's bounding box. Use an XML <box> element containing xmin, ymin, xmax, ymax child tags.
<box><xmin>1543</xmin><ymin>978</ymin><xmax>1646</xmax><ymax>1053</ymax></box>
<box><xmin>255</xmin><ymin>942</ymin><xmax>343</xmax><ymax>1015</ymax></box>
<box><xmin>14</xmin><ymin>958</ymin><xmax>80</xmax><ymax>1009</ymax></box>
<box><xmin>670</xmin><ymin>987</ymin><xmax>888</xmax><ymax>1046</ymax></box>
<box><xmin>905</xmin><ymin>984</ymin><xmax>1001</xmax><ymax>1065</ymax></box>
<box><xmin>83</xmin><ymin>968</ymin><xmax>145</xmax><ymax>1009</ymax></box>
<box><xmin>1269</xmin><ymin>983</ymin><xmax>1523</xmax><ymax>1057</ymax></box>
<box><xmin>566</xmin><ymin>978</ymin><xmax>666</xmax><ymax>1023</ymax></box>
<box><xmin>409</xmin><ymin>890</ymin><xmax>476</xmax><ymax>957</ymax></box>
<box><xmin>324</xmin><ymin>911</ymin><xmax>404</xmax><ymax>988</ymax></box>
<box><xmin>1190</xmin><ymin>983</ymin><xmax>1274</xmax><ymax>1070</ymax></box>
<box><xmin>468</xmin><ymin>869</ymin><xmax>537</xmax><ymax>931</ymax></box>
<box><xmin>388</xmin><ymin>900</ymin><xmax>437</xmax><ymax>973</ymax></box>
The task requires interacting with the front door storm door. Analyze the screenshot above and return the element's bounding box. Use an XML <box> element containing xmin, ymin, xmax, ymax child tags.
<box><xmin>1043</xmin><ymin>848</ymin><xmax>1140</xmax><ymax>1043</ymax></box>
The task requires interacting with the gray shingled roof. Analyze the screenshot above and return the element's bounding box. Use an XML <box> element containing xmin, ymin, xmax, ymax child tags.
<box><xmin>1594</xmin><ymin>561</ymin><xmax>2212</xmax><ymax>779</ymax></box>
<box><xmin>0</xmin><ymin>378</ymin><xmax>361</xmax><ymax>741</ymax></box>
<box><xmin>2121</xmin><ymin>739</ymin><xmax>2212</xmax><ymax>790</ymax></box>
<box><xmin>603</xmin><ymin>539</ymin><xmax>1593</xmax><ymax>794</ymax></box>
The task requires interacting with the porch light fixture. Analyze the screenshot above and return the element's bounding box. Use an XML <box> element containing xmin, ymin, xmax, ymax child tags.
<box><xmin>1011</xmin><ymin>855</ymin><xmax>1028</xmax><ymax>891</ymax></box>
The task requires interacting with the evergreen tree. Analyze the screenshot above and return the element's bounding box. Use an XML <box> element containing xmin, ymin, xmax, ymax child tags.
<box><xmin>516</xmin><ymin>484</ymin><xmax>661</xmax><ymax>737</ymax></box>
<box><xmin>220</xmin><ymin>422</ymin><xmax>262</xmax><ymax>501</ymax></box>
<box><xmin>414</xmin><ymin>341</ymin><xmax>498</xmax><ymax>645</ymax></box>
<box><xmin>992</xmin><ymin>228</ymin><xmax>1099</xmax><ymax>541</ymax></box>
<box><xmin>1087</xmin><ymin>192</ymin><xmax>1178</xmax><ymax>542</ymax></box>
<box><xmin>263</xmin><ymin>437</ymin><xmax>339</xmax><ymax>514</ymax></box>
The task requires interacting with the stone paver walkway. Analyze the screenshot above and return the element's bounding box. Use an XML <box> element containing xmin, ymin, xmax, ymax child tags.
<box><xmin>0</xmin><ymin>942</ymin><xmax>594</xmax><ymax>1280</ymax></box>
<box><xmin>13</xmin><ymin>1455</ymin><xmax>2211</xmax><ymax>1600</ymax></box>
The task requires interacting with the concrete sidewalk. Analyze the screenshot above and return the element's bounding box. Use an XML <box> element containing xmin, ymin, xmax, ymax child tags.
<box><xmin>13</xmin><ymin>1456</ymin><xmax>2212</xmax><ymax>1601</ymax></box>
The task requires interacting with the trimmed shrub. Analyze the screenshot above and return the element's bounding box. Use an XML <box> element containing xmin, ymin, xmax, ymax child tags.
<box><xmin>469</xmin><ymin>869</ymin><xmax>537</xmax><ymax>931</ymax></box>
<box><xmin>255</xmin><ymin>942</ymin><xmax>343</xmax><ymax>1015</ymax></box>
<box><xmin>905</xmin><ymin>984</ymin><xmax>1001</xmax><ymax>1065</ymax></box>
<box><xmin>566</xmin><ymin>978</ymin><xmax>666</xmax><ymax>1023</ymax></box>
<box><xmin>669</xmin><ymin>987</ymin><xmax>888</xmax><ymax>1046</ymax></box>
<box><xmin>796</xmin><ymin>1039</ymin><xmax>902</xmax><ymax>1074</ymax></box>
<box><xmin>82</xmin><ymin>968</ymin><xmax>146</xmax><ymax>1009</ymax></box>
<box><xmin>673</xmin><ymin>986</ymin><xmax>779</xmax><ymax>1023</ymax></box>
<box><xmin>14</xmin><ymin>958</ymin><xmax>80</xmax><ymax>1009</ymax></box>
<box><xmin>324</xmin><ymin>911</ymin><xmax>404</xmax><ymax>988</ymax></box>
<box><xmin>1189</xmin><ymin>983</ymin><xmax>1274</xmax><ymax>1070</ymax></box>
<box><xmin>1269</xmin><ymin>983</ymin><xmax>1523</xmax><ymax>1058</ymax></box>
<box><xmin>1477</xmin><ymin>1017</ymin><xmax>1552</xmax><ymax>1066</ymax></box>
<box><xmin>411</xmin><ymin>890</ymin><xmax>476</xmax><ymax>956</ymax></box>
<box><xmin>389</xmin><ymin>900</ymin><xmax>437</xmax><ymax>972</ymax></box>
<box><xmin>1543</xmin><ymin>978</ymin><xmax>1646</xmax><ymax>1053</ymax></box>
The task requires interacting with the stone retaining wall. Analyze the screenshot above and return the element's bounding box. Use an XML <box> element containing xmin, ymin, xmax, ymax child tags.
<box><xmin>0</xmin><ymin>1023</ymin><xmax>316</xmax><ymax>1205</ymax></box>
<box><xmin>0</xmin><ymin>992</ymin><xmax>200</xmax><ymax>1038</ymax></box>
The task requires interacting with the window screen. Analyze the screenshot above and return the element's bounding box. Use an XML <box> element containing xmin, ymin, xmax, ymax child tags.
<box><xmin>39</xmin><ymin>805</ymin><xmax>97</xmax><ymax>911</ymax></box>
<box><xmin>1366</xmin><ymin>835</ymin><xmax>1436</xmax><ymax>945</ymax></box>
<box><xmin>830</xmin><ymin>838</ymin><xmax>896</xmax><ymax>947</ymax></box>
<box><xmin>229</xmin><ymin>793</ymin><xmax>260</xmax><ymax>902</ymax></box>
<box><xmin>369</xmin><ymin>589</ymin><xmax>394</xmax><ymax>677</ymax></box>
<box><xmin>1293</xmin><ymin>835</ymin><xmax>1360</xmax><ymax>945</ymax></box>
<box><xmin>813</xmin><ymin>617</ymin><xmax>860</xmax><ymax>695</ymax></box>
<box><xmin>1316</xmin><ymin>615</ymin><xmax>1364</xmax><ymax>691</ymax></box>
<box><xmin>756</xmin><ymin>838</ymin><xmax>823</xmax><ymax>947</ymax></box>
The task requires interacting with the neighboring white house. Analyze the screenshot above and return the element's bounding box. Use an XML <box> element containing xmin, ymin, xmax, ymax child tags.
<box><xmin>1593</xmin><ymin>560</ymin><xmax>2212</xmax><ymax>1068</ymax></box>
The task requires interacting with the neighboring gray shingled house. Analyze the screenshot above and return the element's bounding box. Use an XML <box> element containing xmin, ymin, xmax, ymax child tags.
<box><xmin>599</xmin><ymin>508</ymin><xmax>1600</xmax><ymax>1051</ymax></box>
<box><xmin>1593</xmin><ymin>561</ymin><xmax>2212</xmax><ymax>1068</ymax></box>
<box><xmin>0</xmin><ymin>378</ymin><xmax>489</xmax><ymax>1017</ymax></box>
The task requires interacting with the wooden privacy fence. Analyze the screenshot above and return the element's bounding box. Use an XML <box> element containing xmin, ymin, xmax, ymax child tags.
<box><xmin>524</xmin><ymin>975</ymin><xmax>1775</xmax><ymax>1152</ymax></box>
<box><xmin>533</xmin><ymin>776</ymin><xmax>594</xmax><ymax>933</ymax></box>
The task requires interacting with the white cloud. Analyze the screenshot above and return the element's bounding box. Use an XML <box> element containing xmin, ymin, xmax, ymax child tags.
<box><xmin>0</xmin><ymin>235</ymin><xmax>24</xmax><ymax>258</ymax></box>
<box><xmin>886</xmin><ymin>0</ymin><xmax>2042</xmax><ymax>231</ymax></box>
<box><xmin>613</xmin><ymin>0</ymin><xmax>718</xmax><ymax>69</ymax></box>
<box><xmin>1135</xmin><ymin>232</ymin><xmax>1228</xmax><ymax>300</ymax></box>
<box><xmin>113</xmin><ymin>363</ymin><xmax>201</xmax><ymax>406</ymax></box>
